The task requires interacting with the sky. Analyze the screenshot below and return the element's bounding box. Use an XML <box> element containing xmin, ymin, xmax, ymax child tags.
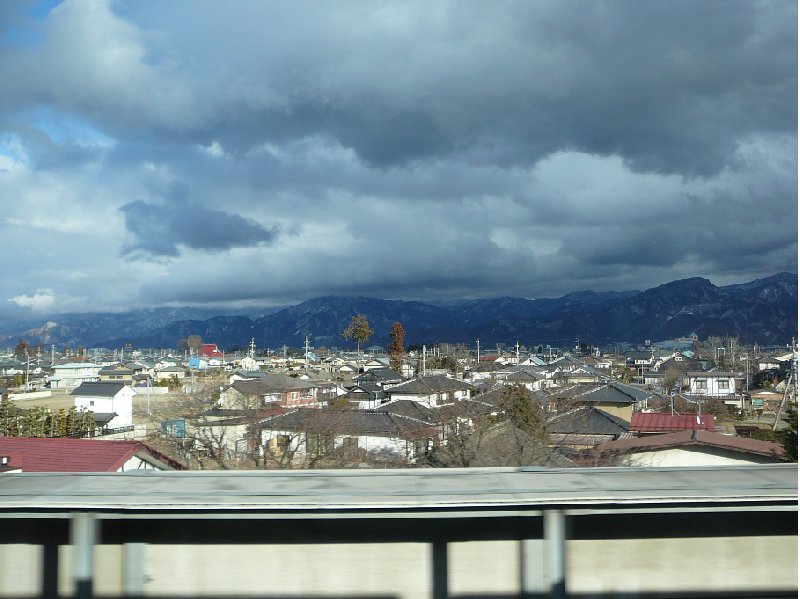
<box><xmin>0</xmin><ymin>0</ymin><xmax>796</xmax><ymax>318</ymax></box>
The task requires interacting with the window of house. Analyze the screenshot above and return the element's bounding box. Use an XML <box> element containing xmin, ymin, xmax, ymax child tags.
<box><xmin>718</xmin><ymin>380</ymin><xmax>729</xmax><ymax>390</ymax></box>
<box><xmin>274</xmin><ymin>435</ymin><xmax>291</xmax><ymax>452</ymax></box>
<box><xmin>306</xmin><ymin>433</ymin><xmax>334</xmax><ymax>456</ymax></box>
<box><xmin>414</xmin><ymin>438</ymin><xmax>432</xmax><ymax>456</ymax></box>
<box><xmin>342</xmin><ymin>437</ymin><xmax>359</xmax><ymax>457</ymax></box>
<box><xmin>696</xmin><ymin>379</ymin><xmax>707</xmax><ymax>391</ymax></box>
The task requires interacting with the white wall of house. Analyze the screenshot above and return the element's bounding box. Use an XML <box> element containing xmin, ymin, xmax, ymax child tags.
<box><xmin>687</xmin><ymin>374</ymin><xmax>736</xmax><ymax>396</ymax></box>
<box><xmin>117</xmin><ymin>455</ymin><xmax>162</xmax><ymax>471</ymax></box>
<box><xmin>73</xmin><ymin>387</ymin><xmax>135</xmax><ymax>428</ymax></box>
<box><xmin>625</xmin><ymin>446</ymin><xmax>779</xmax><ymax>467</ymax></box>
<box><xmin>49</xmin><ymin>363</ymin><xmax>101</xmax><ymax>389</ymax></box>
<box><xmin>261</xmin><ymin>429</ymin><xmax>425</xmax><ymax>463</ymax></box>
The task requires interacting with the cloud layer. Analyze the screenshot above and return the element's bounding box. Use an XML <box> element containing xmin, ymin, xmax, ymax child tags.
<box><xmin>0</xmin><ymin>0</ymin><xmax>796</xmax><ymax>316</ymax></box>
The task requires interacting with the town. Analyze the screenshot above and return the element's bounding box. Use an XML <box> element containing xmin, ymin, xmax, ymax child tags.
<box><xmin>0</xmin><ymin>322</ymin><xmax>795</xmax><ymax>472</ymax></box>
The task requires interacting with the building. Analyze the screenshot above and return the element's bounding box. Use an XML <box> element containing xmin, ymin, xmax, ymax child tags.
<box><xmin>48</xmin><ymin>361</ymin><xmax>101</xmax><ymax>389</ymax></box>
<box><xmin>71</xmin><ymin>381</ymin><xmax>135</xmax><ymax>431</ymax></box>
<box><xmin>0</xmin><ymin>437</ymin><xmax>185</xmax><ymax>472</ymax></box>
<box><xmin>260</xmin><ymin>408</ymin><xmax>439</xmax><ymax>465</ymax></box>
<box><xmin>629</xmin><ymin>412</ymin><xmax>716</xmax><ymax>434</ymax></box>
<box><xmin>686</xmin><ymin>370</ymin><xmax>737</xmax><ymax>397</ymax></box>
<box><xmin>590</xmin><ymin>430</ymin><xmax>787</xmax><ymax>467</ymax></box>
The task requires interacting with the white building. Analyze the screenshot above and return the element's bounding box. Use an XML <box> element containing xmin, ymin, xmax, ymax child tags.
<box><xmin>71</xmin><ymin>382</ymin><xmax>135</xmax><ymax>430</ymax></box>
<box><xmin>49</xmin><ymin>362</ymin><xmax>101</xmax><ymax>389</ymax></box>
<box><xmin>686</xmin><ymin>370</ymin><xmax>737</xmax><ymax>397</ymax></box>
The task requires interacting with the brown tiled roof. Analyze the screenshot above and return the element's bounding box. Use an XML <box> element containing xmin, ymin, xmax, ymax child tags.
<box><xmin>593</xmin><ymin>430</ymin><xmax>786</xmax><ymax>459</ymax></box>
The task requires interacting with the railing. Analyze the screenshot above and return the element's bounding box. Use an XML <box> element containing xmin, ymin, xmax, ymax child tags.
<box><xmin>84</xmin><ymin>425</ymin><xmax>135</xmax><ymax>438</ymax></box>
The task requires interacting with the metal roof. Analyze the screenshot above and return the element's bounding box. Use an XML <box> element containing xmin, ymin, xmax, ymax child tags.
<box><xmin>0</xmin><ymin>464</ymin><xmax>794</xmax><ymax>514</ymax></box>
<box><xmin>0</xmin><ymin>438</ymin><xmax>185</xmax><ymax>472</ymax></box>
<box><xmin>630</xmin><ymin>412</ymin><xmax>716</xmax><ymax>432</ymax></box>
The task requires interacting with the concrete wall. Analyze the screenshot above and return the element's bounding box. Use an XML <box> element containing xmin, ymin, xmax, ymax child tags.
<box><xmin>0</xmin><ymin>535</ymin><xmax>794</xmax><ymax>598</ymax></box>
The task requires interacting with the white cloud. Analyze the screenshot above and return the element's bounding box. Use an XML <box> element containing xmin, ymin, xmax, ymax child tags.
<box><xmin>9</xmin><ymin>290</ymin><xmax>56</xmax><ymax>312</ymax></box>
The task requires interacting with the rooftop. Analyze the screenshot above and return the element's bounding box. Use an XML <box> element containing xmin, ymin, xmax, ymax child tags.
<box><xmin>0</xmin><ymin>437</ymin><xmax>185</xmax><ymax>472</ymax></box>
<box><xmin>0</xmin><ymin>465</ymin><xmax>794</xmax><ymax>512</ymax></box>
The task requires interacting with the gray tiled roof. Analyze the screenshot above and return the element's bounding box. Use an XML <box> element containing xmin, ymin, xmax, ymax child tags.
<box><xmin>386</xmin><ymin>375</ymin><xmax>474</xmax><ymax>395</ymax></box>
<box><xmin>261</xmin><ymin>409</ymin><xmax>436</xmax><ymax>437</ymax></box>
<box><xmin>547</xmin><ymin>406</ymin><xmax>629</xmax><ymax>435</ymax></box>
<box><xmin>228</xmin><ymin>374</ymin><xmax>317</xmax><ymax>394</ymax></box>
<box><xmin>71</xmin><ymin>382</ymin><xmax>127</xmax><ymax>397</ymax></box>
<box><xmin>354</xmin><ymin>368</ymin><xmax>403</xmax><ymax>383</ymax></box>
<box><xmin>381</xmin><ymin>400</ymin><xmax>437</xmax><ymax>424</ymax></box>
<box><xmin>547</xmin><ymin>382</ymin><xmax>653</xmax><ymax>405</ymax></box>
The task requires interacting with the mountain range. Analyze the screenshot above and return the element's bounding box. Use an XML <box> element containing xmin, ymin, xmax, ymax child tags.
<box><xmin>1</xmin><ymin>273</ymin><xmax>796</xmax><ymax>351</ymax></box>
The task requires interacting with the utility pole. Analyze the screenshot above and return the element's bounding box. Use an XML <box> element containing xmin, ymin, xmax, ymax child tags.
<box><xmin>304</xmin><ymin>336</ymin><xmax>314</xmax><ymax>370</ymax></box>
<box><xmin>476</xmin><ymin>339</ymin><xmax>480</xmax><ymax>367</ymax></box>
<box><xmin>422</xmin><ymin>345</ymin><xmax>427</xmax><ymax>377</ymax></box>
<box><xmin>515</xmin><ymin>341</ymin><xmax>520</xmax><ymax>365</ymax></box>
<box><xmin>773</xmin><ymin>340</ymin><xmax>798</xmax><ymax>431</ymax></box>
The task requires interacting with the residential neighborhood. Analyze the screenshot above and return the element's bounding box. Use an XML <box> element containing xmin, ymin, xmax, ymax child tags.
<box><xmin>0</xmin><ymin>329</ymin><xmax>795</xmax><ymax>471</ymax></box>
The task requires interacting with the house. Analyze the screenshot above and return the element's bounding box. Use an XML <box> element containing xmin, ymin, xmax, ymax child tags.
<box><xmin>655</xmin><ymin>355</ymin><xmax>704</xmax><ymax>374</ymax></box>
<box><xmin>686</xmin><ymin>370</ymin><xmax>737</xmax><ymax>398</ymax></box>
<box><xmin>547</xmin><ymin>406</ymin><xmax>631</xmax><ymax>449</ymax></box>
<box><xmin>625</xmin><ymin>351</ymin><xmax>655</xmax><ymax>369</ymax></box>
<box><xmin>71</xmin><ymin>381</ymin><xmax>135</xmax><ymax>431</ymax></box>
<box><xmin>544</xmin><ymin>382</ymin><xmax>654</xmax><ymax>422</ymax></box>
<box><xmin>383</xmin><ymin>375</ymin><xmax>474</xmax><ymax>407</ymax></box>
<box><xmin>353</xmin><ymin>368</ymin><xmax>404</xmax><ymax>389</ymax></box>
<box><xmin>342</xmin><ymin>383</ymin><xmax>385</xmax><ymax>409</ymax></box>
<box><xmin>588</xmin><ymin>430</ymin><xmax>787</xmax><ymax>467</ymax></box>
<box><xmin>48</xmin><ymin>361</ymin><xmax>101</xmax><ymax>389</ymax></box>
<box><xmin>335</xmin><ymin>363</ymin><xmax>360</xmax><ymax>377</ymax></box>
<box><xmin>363</xmin><ymin>357</ymin><xmax>390</xmax><ymax>372</ymax></box>
<box><xmin>155</xmin><ymin>365</ymin><xmax>188</xmax><ymax>382</ymax></box>
<box><xmin>758</xmin><ymin>357</ymin><xmax>782</xmax><ymax>371</ymax></box>
<box><xmin>219</xmin><ymin>374</ymin><xmax>337</xmax><ymax>409</ymax></box>
<box><xmin>495</xmin><ymin>367</ymin><xmax>549</xmax><ymax>391</ymax></box>
<box><xmin>629</xmin><ymin>412</ymin><xmax>716</xmax><ymax>434</ymax></box>
<box><xmin>0</xmin><ymin>437</ymin><xmax>185</xmax><ymax>472</ymax></box>
<box><xmin>98</xmin><ymin>363</ymin><xmax>135</xmax><ymax>384</ymax></box>
<box><xmin>749</xmin><ymin>389</ymin><xmax>784</xmax><ymax>411</ymax></box>
<box><xmin>259</xmin><ymin>408</ymin><xmax>439</xmax><ymax>465</ymax></box>
<box><xmin>198</xmin><ymin>344</ymin><xmax>224</xmax><ymax>359</ymax></box>
<box><xmin>187</xmin><ymin>356</ymin><xmax>210</xmax><ymax>370</ymax></box>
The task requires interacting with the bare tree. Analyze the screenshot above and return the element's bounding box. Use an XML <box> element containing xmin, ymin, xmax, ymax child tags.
<box><xmin>432</xmin><ymin>385</ymin><xmax>557</xmax><ymax>467</ymax></box>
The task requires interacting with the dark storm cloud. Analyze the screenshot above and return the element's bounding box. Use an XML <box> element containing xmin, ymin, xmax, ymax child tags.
<box><xmin>119</xmin><ymin>198</ymin><xmax>280</xmax><ymax>258</ymax></box>
<box><xmin>111</xmin><ymin>0</ymin><xmax>794</xmax><ymax>177</ymax></box>
<box><xmin>0</xmin><ymin>0</ymin><xmax>795</xmax><ymax>313</ymax></box>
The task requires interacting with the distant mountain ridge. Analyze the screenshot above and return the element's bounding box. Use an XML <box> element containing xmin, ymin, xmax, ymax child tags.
<box><xmin>0</xmin><ymin>273</ymin><xmax>795</xmax><ymax>350</ymax></box>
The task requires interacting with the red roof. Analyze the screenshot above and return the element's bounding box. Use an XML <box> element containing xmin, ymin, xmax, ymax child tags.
<box><xmin>630</xmin><ymin>412</ymin><xmax>716</xmax><ymax>433</ymax></box>
<box><xmin>198</xmin><ymin>343</ymin><xmax>224</xmax><ymax>358</ymax></box>
<box><xmin>0</xmin><ymin>438</ymin><xmax>185</xmax><ymax>472</ymax></box>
